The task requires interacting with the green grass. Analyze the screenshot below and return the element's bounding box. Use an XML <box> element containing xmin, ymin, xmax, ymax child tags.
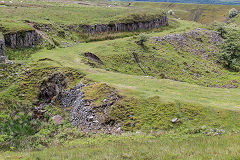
<box><xmin>1</xmin><ymin>133</ymin><xmax>240</xmax><ymax>160</ymax></box>
<box><xmin>86</xmin><ymin>72</ymin><xmax>240</xmax><ymax>111</ymax></box>
<box><xmin>228</xmin><ymin>14</ymin><xmax>240</xmax><ymax>26</ymax></box>
<box><xmin>0</xmin><ymin>32</ymin><xmax>3</xmax><ymax>39</ymax></box>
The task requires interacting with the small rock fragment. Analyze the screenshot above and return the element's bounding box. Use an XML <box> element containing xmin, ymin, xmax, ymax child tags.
<box><xmin>52</xmin><ymin>115</ymin><xmax>64</xmax><ymax>125</ymax></box>
<box><xmin>171</xmin><ymin>118</ymin><xmax>178</xmax><ymax>123</ymax></box>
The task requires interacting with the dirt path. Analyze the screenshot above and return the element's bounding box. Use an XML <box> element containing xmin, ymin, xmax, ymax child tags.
<box><xmin>26</xmin><ymin>22</ymin><xmax>54</xmax><ymax>45</ymax></box>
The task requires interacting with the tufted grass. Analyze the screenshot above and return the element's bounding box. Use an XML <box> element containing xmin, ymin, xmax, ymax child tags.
<box><xmin>1</xmin><ymin>133</ymin><xmax>240</xmax><ymax>160</ymax></box>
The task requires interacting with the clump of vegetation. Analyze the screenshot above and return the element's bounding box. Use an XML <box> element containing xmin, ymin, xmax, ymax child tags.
<box><xmin>5</xmin><ymin>46</ymin><xmax>42</xmax><ymax>60</ymax></box>
<box><xmin>228</xmin><ymin>8</ymin><xmax>238</xmax><ymax>18</ymax></box>
<box><xmin>135</xmin><ymin>33</ymin><xmax>149</xmax><ymax>47</ymax></box>
<box><xmin>217</xmin><ymin>25</ymin><xmax>240</xmax><ymax>71</ymax></box>
<box><xmin>215</xmin><ymin>23</ymin><xmax>227</xmax><ymax>38</ymax></box>
<box><xmin>219</xmin><ymin>34</ymin><xmax>240</xmax><ymax>71</ymax></box>
<box><xmin>168</xmin><ymin>10</ymin><xmax>175</xmax><ymax>16</ymax></box>
<box><xmin>82</xmin><ymin>82</ymin><xmax>118</xmax><ymax>106</ymax></box>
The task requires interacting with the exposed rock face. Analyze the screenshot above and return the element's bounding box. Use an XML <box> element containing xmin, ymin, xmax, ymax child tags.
<box><xmin>0</xmin><ymin>38</ymin><xmax>6</xmax><ymax>63</ymax></box>
<box><xmin>61</xmin><ymin>83</ymin><xmax>121</xmax><ymax>133</ymax></box>
<box><xmin>35</xmin><ymin>71</ymin><xmax>122</xmax><ymax>133</ymax></box>
<box><xmin>33</xmin><ymin>15</ymin><xmax>168</xmax><ymax>36</ymax></box>
<box><xmin>38</xmin><ymin>73</ymin><xmax>67</xmax><ymax>103</ymax></box>
<box><xmin>84</xmin><ymin>52</ymin><xmax>103</xmax><ymax>64</ymax></box>
<box><xmin>4</xmin><ymin>30</ymin><xmax>41</xmax><ymax>48</ymax></box>
<box><xmin>69</xmin><ymin>15</ymin><xmax>168</xmax><ymax>33</ymax></box>
<box><xmin>52</xmin><ymin>115</ymin><xmax>64</xmax><ymax>125</ymax></box>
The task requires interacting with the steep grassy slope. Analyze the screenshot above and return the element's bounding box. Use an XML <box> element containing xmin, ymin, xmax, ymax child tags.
<box><xmin>86</xmin><ymin>72</ymin><xmax>240</xmax><ymax>111</ymax></box>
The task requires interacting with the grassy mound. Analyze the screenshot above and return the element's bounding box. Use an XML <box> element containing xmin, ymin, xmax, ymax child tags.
<box><xmin>80</xmin><ymin>82</ymin><xmax>240</xmax><ymax>133</ymax></box>
<box><xmin>109</xmin><ymin>96</ymin><xmax>240</xmax><ymax>132</ymax></box>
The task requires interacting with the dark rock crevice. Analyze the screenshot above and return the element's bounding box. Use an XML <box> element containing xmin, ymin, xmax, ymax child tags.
<box><xmin>84</xmin><ymin>52</ymin><xmax>103</xmax><ymax>64</ymax></box>
<box><xmin>38</xmin><ymin>73</ymin><xmax>67</xmax><ymax>104</ymax></box>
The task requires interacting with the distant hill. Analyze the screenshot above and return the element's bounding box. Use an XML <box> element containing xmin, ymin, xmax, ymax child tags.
<box><xmin>115</xmin><ymin>0</ymin><xmax>240</xmax><ymax>5</ymax></box>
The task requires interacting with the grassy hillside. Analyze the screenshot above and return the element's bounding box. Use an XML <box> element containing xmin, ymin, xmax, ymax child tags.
<box><xmin>1</xmin><ymin>17</ymin><xmax>239</xmax><ymax>150</ymax></box>
<box><xmin>0</xmin><ymin>0</ymin><xmax>239</xmax><ymax>158</ymax></box>
<box><xmin>0</xmin><ymin>0</ymin><xmax>239</xmax><ymax>33</ymax></box>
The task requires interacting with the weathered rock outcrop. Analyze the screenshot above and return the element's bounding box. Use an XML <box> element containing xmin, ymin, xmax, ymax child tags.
<box><xmin>38</xmin><ymin>73</ymin><xmax>67</xmax><ymax>103</ymax></box>
<box><xmin>4</xmin><ymin>30</ymin><xmax>41</xmax><ymax>48</ymax></box>
<box><xmin>0</xmin><ymin>38</ymin><xmax>6</xmax><ymax>63</ymax></box>
<box><xmin>69</xmin><ymin>15</ymin><xmax>168</xmax><ymax>33</ymax></box>
<box><xmin>61</xmin><ymin>83</ymin><xmax>121</xmax><ymax>133</ymax></box>
<box><xmin>33</xmin><ymin>15</ymin><xmax>168</xmax><ymax>36</ymax></box>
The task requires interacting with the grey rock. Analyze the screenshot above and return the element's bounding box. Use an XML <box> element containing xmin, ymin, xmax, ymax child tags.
<box><xmin>61</xmin><ymin>83</ymin><xmax>120</xmax><ymax>133</ymax></box>
<box><xmin>4</xmin><ymin>30</ymin><xmax>41</xmax><ymax>48</ymax></box>
<box><xmin>87</xmin><ymin>116</ymin><xmax>94</xmax><ymax>121</ymax></box>
<box><xmin>52</xmin><ymin>115</ymin><xmax>64</xmax><ymax>125</ymax></box>
<box><xmin>116</xmin><ymin>127</ymin><xmax>121</xmax><ymax>133</ymax></box>
<box><xmin>0</xmin><ymin>38</ymin><xmax>6</xmax><ymax>63</ymax></box>
<box><xmin>69</xmin><ymin>15</ymin><xmax>168</xmax><ymax>33</ymax></box>
<box><xmin>171</xmin><ymin>118</ymin><xmax>178</xmax><ymax>123</ymax></box>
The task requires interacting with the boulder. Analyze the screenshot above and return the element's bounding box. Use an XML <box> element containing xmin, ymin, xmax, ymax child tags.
<box><xmin>171</xmin><ymin>118</ymin><xmax>178</xmax><ymax>123</ymax></box>
<box><xmin>52</xmin><ymin>115</ymin><xmax>64</xmax><ymax>125</ymax></box>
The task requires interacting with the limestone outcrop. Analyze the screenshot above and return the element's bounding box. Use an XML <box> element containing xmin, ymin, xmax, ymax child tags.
<box><xmin>33</xmin><ymin>15</ymin><xmax>168</xmax><ymax>36</ymax></box>
<box><xmin>0</xmin><ymin>38</ymin><xmax>6</xmax><ymax>63</ymax></box>
<box><xmin>4</xmin><ymin>30</ymin><xmax>41</xmax><ymax>48</ymax></box>
<box><xmin>68</xmin><ymin>15</ymin><xmax>168</xmax><ymax>33</ymax></box>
